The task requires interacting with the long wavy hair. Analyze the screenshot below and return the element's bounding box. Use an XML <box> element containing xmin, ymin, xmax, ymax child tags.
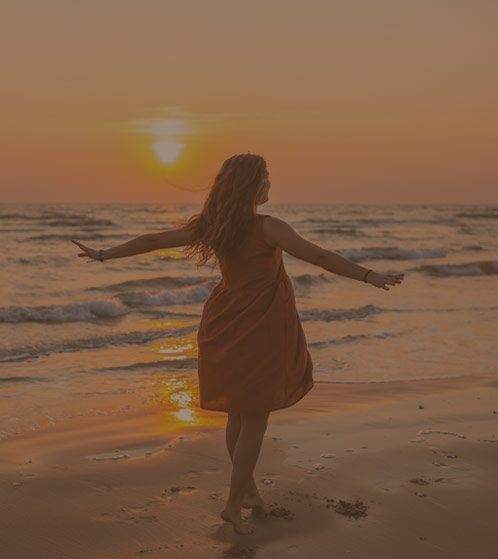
<box><xmin>179</xmin><ymin>153</ymin><xmax>268</xmax><ymax>271</ymax></box>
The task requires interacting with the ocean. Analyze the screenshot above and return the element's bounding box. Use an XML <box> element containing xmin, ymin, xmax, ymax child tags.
<box><xmin>1</xmin><ymin>202</ymin><xmax>497</xmax><ymax>440</ymax></box>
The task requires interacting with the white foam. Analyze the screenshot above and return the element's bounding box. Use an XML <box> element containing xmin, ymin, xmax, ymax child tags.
<box><xmin>0</xmin><ymin>299</ymin><xmax>128</xmax><ymax>323</ymax></box>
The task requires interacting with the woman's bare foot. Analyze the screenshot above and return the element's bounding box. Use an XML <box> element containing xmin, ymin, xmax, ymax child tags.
<box><xmin>241</xmin><ymin>493</ymin><xmax>269</xmax><ymax>518</ymax></box>
<box><xmin>220</xmin><ymin>504</ymin><xmax>254</xmax><ymax>534</ymax></box>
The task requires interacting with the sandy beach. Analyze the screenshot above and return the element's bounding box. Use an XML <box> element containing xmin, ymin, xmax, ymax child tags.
<box><xmin>2</xmin><ymin>0</ymin><xmax>498</xmax><ymax>555</ymax></box>
<box><xmin>1</xmin><ymin>373</ymin><xmax>497</xmax><ymax>559</ymax></box>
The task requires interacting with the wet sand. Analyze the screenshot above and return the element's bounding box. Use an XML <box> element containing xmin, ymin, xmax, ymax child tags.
<box><xmin>1</xmin><ymin>373</ymin><xmax>498</xmax><ymax>558</ymax></box>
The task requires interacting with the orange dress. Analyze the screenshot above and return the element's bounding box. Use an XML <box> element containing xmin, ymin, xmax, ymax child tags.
<box><xmin>196</xmin><ymin>213</ymin><xmax>314</xmax><ymax>413</ymax></box>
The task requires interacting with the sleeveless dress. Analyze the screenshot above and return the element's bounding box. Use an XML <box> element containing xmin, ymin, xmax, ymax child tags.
<box><xmin>196</xmin><ymin>213</ymin><xmax>314</xmax><ymax>413</ymax></box>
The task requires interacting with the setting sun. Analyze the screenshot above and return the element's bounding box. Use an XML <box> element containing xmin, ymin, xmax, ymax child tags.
<box><xmin>152</xmin><ymin>139</ymin><xmax>184</xmax><ymax>164</ymax></box>
<box><xmin>134</xmin><ymin>116</ymin><xmax>192</xmax><ymax>166</ymax></box>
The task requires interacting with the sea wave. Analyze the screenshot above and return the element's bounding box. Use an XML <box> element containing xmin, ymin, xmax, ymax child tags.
<box><xmin>98</xmin><ymin>272</ymin><xmax>333</xmax><ymax>294</ymax></box>
<box><xmin>338</xmin><ymin>246</ymin><xmax>447</xmax><ymax>261</ymax></box>
<box><xmin>313</xmin><ymin>374</ymin><xmax>477</xmax><ymax>384</ymax></box>
<box><xmin>0</xmin><ymin>299</ymin><xmax>128</xmax><ymax>323</ymax></box>
<box><xmin>0</xmin><ymin>324</ymin><xmax>197</xmax><ymax>363</ymax></box>
<box><xmin>308</xmin><ymin>330</ymin><xmax>402</xmax><ymax>348</ymax></box>
<box><xmin>0</xmin><ymin>376</ymin><xmax>52</xmax><ymax>383</ymax></box>
<box><xmin>290</xmin><ymin>272</ymin><xmax>334</xmax><ymax>288</ymax></box>
<box><xmin>45</xmin><ymin>218</ymin><xmax>115</xmax><ymax>227</ymax></box>
<box><xmin>0</xmin><ymin>211</ymin><xmax>116</xmax><ymax>227</ymax></box>
<box><xmin>88</xmin><ymin>274</ymin><xmax>214</xmax><ymax>292</ymax></box>
<box><xmin>353</xmin><ymin>217</ymin><xmax>456</xmax><ymax>225</ymax></box>
<box><xmin>300</xmin><ymin>304</ymin><xmax>382</xmax><ymax>322</ymax></box>
<box><xmin>97</xmin><ymin>274</ymin><xmax>332</xmax><ymax>304</ymax></box>
<box><xmin>297</xmin><ymin>217</ymin><xmax>455</xmax><ymax>226</ymax></box>
<box><xmin>462</xmin><ymin>245</ymin><xmax>484</xmax><ymax>251</ymax></box>
<box><xmin>0</xmin><ymin>228</ymin><xmax>40</xmax><ymax>233</ymax></box>
<box><xmin>29</xmin><ymin>232</ymin><xmax>126</xmax><ymax>241</ymax></box>
<box><xmin>409</xmin><ymin>260</ymin><xmax>498</xmax><ymax>277</ymax></box>
<box><xmin>95</xmin><ymin>358</ymin><xmax>198</xmax><ymax>373</ymax></box>
<box><xmin>12</xmin><ymin>255</ymin><xmax>74</xmax><ymax>266</ymax></box>
<box><xmin>312</xmin><ymin>227</ymin><xmax>361</xmax><ymax>235</ymax></box>
<box><xmin>0</xmin><ymin>281</ymin><xmax>232</xmax><ymax>323</ymax></box>
<box><xmin>0</xmin><ymin>212</ymin><xmax>59</xmax><ymax>220</ymax></box>
<box><xmin>114</xmin><ymin>283</ymin><xmax>216</xmax><ymax>306</ymax></box>
<box><xmin>455</xmin><ymin>211</ymin><xmax>498</xmax><ymax>219</ymax></box>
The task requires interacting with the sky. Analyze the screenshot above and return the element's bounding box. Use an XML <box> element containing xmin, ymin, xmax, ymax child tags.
<box><xmin>1</xmin><ymin>0</ymin><xmax>497</xmax><ymax>205</ymax></box>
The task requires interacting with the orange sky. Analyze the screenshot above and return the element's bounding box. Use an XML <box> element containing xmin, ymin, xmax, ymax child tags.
<box><xmin>1</xmin><ymin>0</ymin><xmax>497</xmax><ymax>204</ymax></box>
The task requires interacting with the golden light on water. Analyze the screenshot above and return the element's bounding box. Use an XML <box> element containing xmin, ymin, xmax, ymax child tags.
<box><xmin>174</xmin><ymin>408</ymin><xmax>195</xmax><ymax>422</ymax></box>
<box><xmin>155</xmin><ymin>320</ymin><xmax>188</xmax><ymax>328</ymax></box>
<box><xmin>153</xmin><ymin>373</ymin><xmax>223</xmax><ymax>429</ymax></box>
<box><xmin>148</xmin><ymin>335</ymin><xmax>224</xmax><ymax>430</ymax></box>
<box><xmin>152</xmin><ymin>374</ymin><xmax>198</xmax><ymax>424</ymax></box>
<box><xmin>137</xmin><ymin>249</ymin><xmax>185</xmax><ymax>265</ymax></box>
<box><xmin>168</xmin><ymin>382</ymin><xmax>194</xmax><ymax>408</ymax></box>
<box><xmin>157</xmin><ymin>249</ymin><xmax>186</xmax><ymax>260</ymax></box>
<box><xmin>157</xmin><ymin>338</ymin><xmax>195</xmax><ymax>361</ymax></box>
<box><xmin>160</xmin><ymin>342</ymin><xmax>193</xmax><ymax>355</ymax></box>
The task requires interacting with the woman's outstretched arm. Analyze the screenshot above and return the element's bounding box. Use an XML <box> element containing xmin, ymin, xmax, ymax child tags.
<box><xmin>72</xmin><ymin>224</ymin><xmax>195</xmax><ymax>261</ymax></box>
<box><xmin>264</xmin><ymin>216</ymin><xmax>404</xmax><ymax>291</ymax></box>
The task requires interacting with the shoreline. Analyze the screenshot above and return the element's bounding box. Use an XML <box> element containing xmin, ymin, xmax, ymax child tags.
<box><xmin>1</xmin><ymin>372</ymin><xmax>498</xmax><ymax>558</ymax></box>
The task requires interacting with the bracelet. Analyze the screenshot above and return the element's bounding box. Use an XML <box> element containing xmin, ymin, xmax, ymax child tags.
<box><xmin>363</xmin><ymin>269</ymin><xmax>373</xmax><ymax>282</ymax></box>
<box><xmin>99</xmin><ymin>249</ymin><xmax>105</xmax><ymax>262</ymax></box>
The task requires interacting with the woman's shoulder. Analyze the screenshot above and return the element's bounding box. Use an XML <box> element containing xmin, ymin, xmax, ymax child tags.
<box><xmin>257</xmin><ymin>213</ymin><xmax>279</xmax><ymax>249</ymax></box>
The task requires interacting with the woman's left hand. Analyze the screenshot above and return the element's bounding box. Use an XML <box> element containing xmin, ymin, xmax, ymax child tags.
<box><xmin>367</xmin><ymin>271</ymin><xmax>404</xmax><ymax>291</ymax></box>
<box><xmin>71</xmin><ymin>239</ymin><xmax>100</xmax><ymax>263</ymax></box>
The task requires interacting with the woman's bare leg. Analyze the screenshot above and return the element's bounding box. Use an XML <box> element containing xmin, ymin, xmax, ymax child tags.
<box><xmin>220</xmin><ymin>411</ymin><xmax>270</xmax><ymax>534</ymax></box>
<box><xmin>225</xmin><ymin>413</ymin><xmax>266</xmax><ymax>506</ymax></box>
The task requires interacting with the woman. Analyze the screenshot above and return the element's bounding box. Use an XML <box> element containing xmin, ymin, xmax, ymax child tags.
<box><xmin>72</xmin><ymin>153</ymin><xmax>404</xmax><ymax>535</ymax></box>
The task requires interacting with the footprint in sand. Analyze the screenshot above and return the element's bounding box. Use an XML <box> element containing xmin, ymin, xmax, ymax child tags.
<box><xmin>160</xmin><ymin>485</ymin><xmax>198</xmax><ymax>501</ymax></box>
<box><xmin>410</xmin><ymin>478</ymin><xmax>429</xmax><ymax>486</ymax></box>
<box><xmin>324</xmin><ymin>498</ymin><xmax>368</xmax><ymax>519</ymax></box>
<box><xmin>114</xmin><ymin>513</ymin><xmax>159</xmax><ymax>524</ymax></box>
<box><xmin>268</xmin><ymin>503</ymin><xmax>295</xmax><ymax>520</ymax></box>
<box><xmin>222</xmin><ymin>545</ymin><xmax>257</xmax><ymax>558</ymax></box>
<box><xmin>91</xmin><ymin>453</ymin><xmax>130</xmax><ymax>461</ymax></box>
<box><xmin>94</xmin><ymin>505</ymin><xmax>159</xmax><ymax>524</ymax></box>
<box><xmin>121</xmin><ymin>507</ymin><xmax>160</xmax><ymax>524</ymax></box>
<box><xmin>136</xmin><ymin>545</ymin><xmax>167</xmax><ymax>555</ymax></box>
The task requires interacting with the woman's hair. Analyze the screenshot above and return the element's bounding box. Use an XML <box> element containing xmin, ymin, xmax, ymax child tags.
<box><xmin>179</xmin><ymin>153</ymin><xmax>267</xmax><ymax>271</ymax></box>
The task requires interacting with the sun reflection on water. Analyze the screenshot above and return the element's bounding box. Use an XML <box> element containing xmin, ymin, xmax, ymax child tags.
<box><xmin>150</xmin><ymin>333</ymin><xmax>224</xmax><ymax>430</ymax></box>
<box><xmin>174</xmin><ymin>408</ymin><xmax>195</xmax><ymax>422</ymax></box>
<box><xmin>152</xmin><ymin>373</ymin><xmax>224</xmax><ymax>430</ymax></box>
<box><xmin>159</xmin><ymin>340</ymin><xmax>194</xmax><ymax>361</ymax></box>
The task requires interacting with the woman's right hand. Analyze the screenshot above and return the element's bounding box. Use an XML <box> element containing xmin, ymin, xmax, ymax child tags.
<box><xmin>367</xmin><ymin>271</ymin><xmax>405</xmax><ymax>291</ymax></box>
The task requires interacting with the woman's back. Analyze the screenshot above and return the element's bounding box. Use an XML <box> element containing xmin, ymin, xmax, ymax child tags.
<box><xmin>197</xmin><ymin>213</ymin><xmax>314</xmax><ymax>414</ymax></box>
<box><xmin>217</xmin><ymin>214</ymin><xmax>286</xmax><ymax>291</ymax></box>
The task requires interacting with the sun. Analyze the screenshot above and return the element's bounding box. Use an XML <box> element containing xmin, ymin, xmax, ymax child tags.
<box><xmin>135</xmin><ymin>116</ymin><xmax>191</xmax><ymax>166</ymax></box>
<box><xmin>152</xmin><ymin>139</ymin><xmax>184</xmax><ymax>164</ymax></box>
